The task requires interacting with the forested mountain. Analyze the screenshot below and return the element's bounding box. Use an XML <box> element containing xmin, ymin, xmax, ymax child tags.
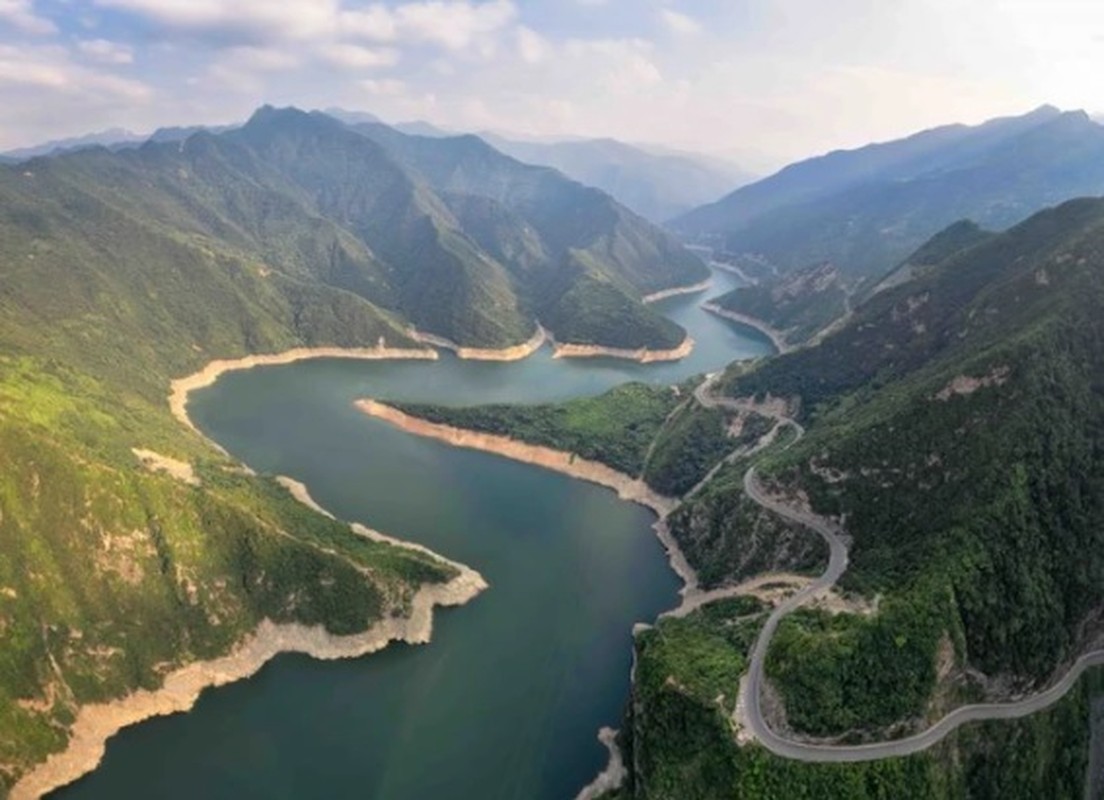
<box><xmin>690</xmin><ymin>197</ymin><xmax>1104</xmax><ymax>793</ymax></box>
<box><xmin>351</xmin><ymin>120</ymin><xmax>706</xmax><ymax>349</ymax></box>
<box><xmin>673</xmin><ymin>105</ymin><xmax>1104</xmax><ymax>280</ymax></box>
<box><xmin>0</xmin><ymin>104</ymin><xmax>713</xmax><ymax>793</ymax></box>
<box><xmin>0</xmin><ymin>119</ymin><xmax>466</xmax><ymax>794</ymax></box>
<box><xmin>396</xmin><ymin>197</ymin><xmax>1104</xmax><ymax>797</ymax></box>
<box><xmin>323</xmin><ymin>107</ymin><xmax>749</xmax><ymax>226</ymax></box>
<box><xmin>4</xmin><ymin>106</ymin><xmax>706</xmax><ymax>353</ymax></box>
<box><xmin>709</xmin><ymin>261</ymin><xmax>850</xmax><ymax>347</ymax></box>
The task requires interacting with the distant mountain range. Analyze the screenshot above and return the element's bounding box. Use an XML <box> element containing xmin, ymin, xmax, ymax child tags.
<box><xmin>673</xmin><ymin>105</ymin><xmax>1104</xmax><ymax>280</ymax></box>
<box><xmin>323</xmin><ymin>108</ymin><xmax>753</xmax><ymax>223</ymax></box>
<box><xmin>476</xmin><ymin>133</ymin><xmax>753</xmax><ymax>223</ymax></box>
<box><xmin>0</xmin><ymin>123</ymin><xmax>236</xmax><ymax>162</ymax></box>
<box><xmin>5</xmin><ymin>108</ymin><xmax>751</xmax><ymax>227</ymax></box>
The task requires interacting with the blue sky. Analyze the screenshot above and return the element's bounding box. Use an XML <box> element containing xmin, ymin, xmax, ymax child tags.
<box><xmin>1</xmin><ymin>1</ymin><xmax>1101</xmax><ymax>167</ymax></box>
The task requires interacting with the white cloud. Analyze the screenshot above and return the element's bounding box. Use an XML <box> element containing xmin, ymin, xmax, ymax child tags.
<box><xmin>95</xmin><ymin>0</ymin><xmax>517</xmax><ymax>53</ymax></box>
<box><xmin>0</xmin><ymin>44</ymin><xmax>151</xmax><ymax>148</ymax></box>
<box><xmin>515</xmin><ymin>26</ymin><xmax>547</xmax><ymax>64</ymax></box>
<box><xmin>323</xmin><ymin>43</ymin><xmax>399</xmax><ymax>70</ymax></box>
<box><xmin>0</xmin><ymin>44</ymin><xmax>147</xmax><ymax>97</ymax></box>
<box><xmin>340</xmin><ymin>5</ymin><xmax>398</xmax><ymax>42</ymax></box>
<box><xmin>659</xmin><ymin>9</ymin><xmax>701</xmax><ymax>36</ymax></box>
<box><xmin>393</xmin><ymin>0</ymin><xmax>516</xmax><ymax>51</ymax></box>
<box><xmin>360</xmin><ymin>77</ymin><xmax>406</xmax><ymax>96</ymax></box>
<box><xmin>77</xmin><ymin>39</ymin><xmax>135</xmax><ymax>65</ymax></box>
<box><xmin>0</xmin><ymin>0</ymin><xmax>56</xmax><ymax>35</ymax></box>
<box><xmin>94</xmin><ymin>0</ymin><xmax>341</xmax><ymax>42</ymax></box>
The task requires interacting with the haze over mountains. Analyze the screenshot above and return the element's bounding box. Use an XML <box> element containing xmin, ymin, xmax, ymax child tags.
<box><xmin>2</xmin><ymin>109</ymin><xmax>750</xmax><ymax>228</ymax></box>
<box><xmin>674</xmin><ymin>105</ymin><xmax>1104</xmax><ymax>281</ymax></box>
<box><xmin>477</xmin><ymin>134</ymin><xmax>753</xmax><ymax>223</ymax></box>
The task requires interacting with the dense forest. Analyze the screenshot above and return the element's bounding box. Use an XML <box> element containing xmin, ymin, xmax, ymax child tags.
<box><xmin>399</xmin><ymin>198</ymin><xmax>1104</xmax><ymax>798</ymax></box>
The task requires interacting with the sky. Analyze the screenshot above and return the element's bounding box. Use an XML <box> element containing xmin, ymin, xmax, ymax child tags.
<box><xmin>0</xmin><ymin>0</ymin><xmax>1102</xmax><ymax>168</ymax></box>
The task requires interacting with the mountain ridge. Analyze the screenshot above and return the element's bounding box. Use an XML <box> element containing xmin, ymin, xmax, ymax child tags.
<box><xmin>672</xmin><ymin>105</ymin><xmax>1104</xmax><ymax>281</ymax></box>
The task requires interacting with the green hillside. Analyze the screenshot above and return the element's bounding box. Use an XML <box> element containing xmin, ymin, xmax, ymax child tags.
<box><xmin>0</xmin><ymin>182</ymin><xmax>454</xmax><ymax>792</ymax></box>
<box><xmin>353</xmin><ymin>122</ymin><xmax>708</xmax><ymax>348</ymax></box>
<box><xmin>397</xmin><ymin>196</ymin><xmax>1104</xmax><ymax>797</ymax></box>
<box><xmin>8</xmin><ymin>106</ymin><xmax>706</xmax><ymax>355</ymax></box>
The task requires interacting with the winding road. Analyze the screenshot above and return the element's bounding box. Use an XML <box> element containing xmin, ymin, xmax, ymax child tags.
<box><xmin>693</xmin><ymin>373</ymin><xmax>1104</xmax><ymax>762</ymax></box>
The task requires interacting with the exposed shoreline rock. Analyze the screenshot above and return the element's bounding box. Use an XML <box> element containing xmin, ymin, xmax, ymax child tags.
<box><xmin>168</xmin><ymin>343</ymin><xmax>439</xmax><ymax>435</ymax></box>
<box><xmin>701</xmin><ymin>302</ymin><xmax>789</xmax><ymax>354</ymax></box>
<box><xmin>574</xmin><ymin>726</ymin><xmax>627</xmax><ymax>800</ymax></box>
<box><xmin>11</xmin><ymin>571</ymin><xmax>485</xmax><ymax>800</ymax></box>
<box><xmin>642</xmin><ymin>279</ymin><xmax>713</xmax><ymax>304</ymax></box>
<box><xmin>552</xmin><ymin>335</ymin><xmax>695</xmax><ymax>364</ymax></box>
<box><xmin>409</xmin><ymin>325</ymin><xmax>547</xmax><ymax>362</ymax></box>
<box><xmin>355</xmin><ymin>399</ymin><xmax>711</xmax><ymax>599</ymax></box>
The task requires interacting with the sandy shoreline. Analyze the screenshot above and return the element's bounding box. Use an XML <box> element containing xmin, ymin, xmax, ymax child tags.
<box><xmin>356</xmin><ymin>399</ymin><xmax>710</xmax><ymax>598</ymax></box>
<box><xmin>701</xmin><ymin>303</ymin><xmax>790</xmax><ymax>354</ymax></box>
<box><xmin>13</xmin><ymin>345</ymin><xmax>492</xmax><ymax>800</ymax></box>
<box><xmin>409</xmin><ymin>325</ymin><xmax>547</xmax><ymax>362</ymax></box>
<box><xmin>642</xmin><ymin>278</ymin><xmax>713</xmax><ymax>304</ymax></box>
<box><xmin>551</xmin><ymin>335</ymin><xmax>695</xmax><ymax>364</ymax></box>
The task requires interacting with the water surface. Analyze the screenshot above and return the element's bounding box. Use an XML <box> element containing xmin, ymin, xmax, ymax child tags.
<box><xmin>56</xmin><ymin>270</ymin><xmax>772</xmax><ymax>800</ymax></box>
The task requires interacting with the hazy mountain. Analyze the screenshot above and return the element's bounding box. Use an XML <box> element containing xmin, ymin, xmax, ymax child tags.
<box><xmin>674</xmin><ymin>105</ymin><xmax>1104</xmax><ymax>279</ymax></box>
<box><xmin>146</xmin><ymin>123</ymin><xmax>236</xmax><ymax>143</ymax></box>
<box><xmin>1</xmin><ymin>127</ymin><xmax>145</xmax><ymax>160</ymax></box>
<box><xmin>1</xmin><ymin>123</ymin><xmax>239</xmax><ymax>162</ymax></box>
<box><xmin>322</xmin><ymin>108</ymin><xmax>753</xmax><ymax>223</ymax></box>
<box><xmin>481</xmin><ymin>132</ymin><xmax>753</xmax><ymax>223</ymax></box>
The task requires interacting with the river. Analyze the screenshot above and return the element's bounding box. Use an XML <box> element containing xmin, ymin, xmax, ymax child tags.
<box><xmin>53</xmin><ymin>269</ymin><xmax>773</xmax><ymax>800</ymax></box>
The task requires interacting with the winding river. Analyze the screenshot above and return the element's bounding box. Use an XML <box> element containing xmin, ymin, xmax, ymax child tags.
<box><xmin>53</xmin><ymin>269</ymin><xmax>774</xmax><ymax>800</ymax></box>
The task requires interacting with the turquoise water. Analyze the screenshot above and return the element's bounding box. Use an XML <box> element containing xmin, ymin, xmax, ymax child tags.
<box><xmin>54</xmin><ymin>271</ymin><xmax>772</xmax><ymax>800</ymax></box>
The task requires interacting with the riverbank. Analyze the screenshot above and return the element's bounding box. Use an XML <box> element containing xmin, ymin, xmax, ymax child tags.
<box><xmin>642</xmin><ymin>279</ymin><xmax>713</xmax><ymax>304</ymax></box>
<box><xmin>168</xmin><ymin>343</ymin><xmax>439</xmax><ymax>434</ymax></box>
<box><xmin>708</xmin><ymin>260</ymin><xmax>759</xmax><ymax>285</ymax></box>
<box><xmin>11</xmin><ymin>569</ymin><xmax>485</xmax><ymax>800</ymax></box>
<box><xmin>356</xmin><ymin>399</ymin><xmax>711</xmax><ymax>599</ymax></box>
<box><xmin>701</xmin><ymin>303</ymin><xmax>790</xmax><ymax>355</ymax></box>
<box><xmin>552</xmin><ymin>335</ymin><xmax>695</xmax><ymax>364</ymax></box>
<box><xmin>409</xmin><ymin>325</ymin><xmax>547</xmax><ymax>362</ymax></box>
<box><xmin>14</xmin><ymin>348</ymin><xmax>490</xmax><ymax>800</ymax></box>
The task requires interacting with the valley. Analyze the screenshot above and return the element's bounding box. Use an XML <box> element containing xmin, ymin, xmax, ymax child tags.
<box><xmin>2</xmin><ymin>41</ymin><xmax>1104</xmax><ymax>797</ymax></box>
